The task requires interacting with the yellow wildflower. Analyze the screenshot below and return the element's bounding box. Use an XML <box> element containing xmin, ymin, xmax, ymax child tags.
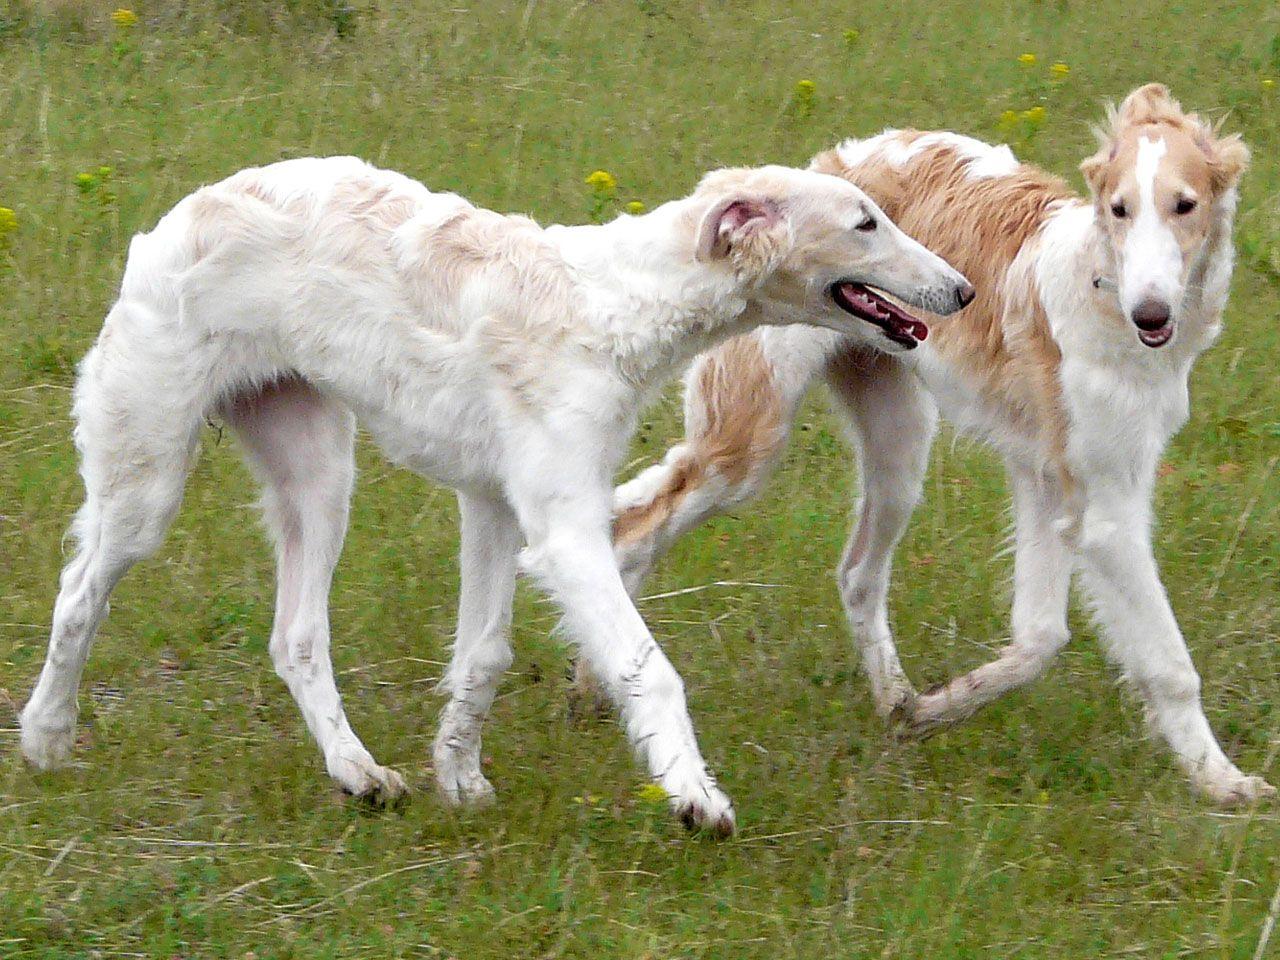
<box><xmin>1018</xmin><ymin>52</ymin><xmax>1037</xmax><ymax>66</ymax></box>
<box><xmin>0</xmin><ymin>206</ymin><xmax>17</xmax><ymax>236</ymax></box>
<box><xmin>1023</xmin><ymin>105</ymin><xmax>1047</xmax><ymax>124</ymax></box>
<box><xmin>635</xmin><ymin>782</ymin><xmax>669</xmax><ymax>805</ymax></box>
<box><xmin>842</xmin><ymin>28</ymin><xmax>860</xmax><ymax>48</ymax></box>
<box><xmin>998</xmin><ymin>109</ymin><xmax>1019</xmax><ymax>128</ymax></box>
<box><xmin>625</xmin><ymin>200</ymin><xmax>645</xmax><ymax>215</ymax></box>
<box><xmin>1263</xmin><ymin>78</ymin><xmax>1276</xmax><ymax>90</ymax></box>
<box><xmin>110</xmin><ymin>8</ymin><xmax>138</xmax><ymax>28</ymax></box>
<box><xmin>1050</xmin><ymin>62</ymin><xmax>1070</xmax><ymax>79</ymax></box>
<box><xmin>793</xmin><ymin>79</ymin><xmax>817</xmax><ymax>118</ymax></box>
<box><xmin>585</xmin><ymin>169</ymin><xmax>617</xmax><ymax>194</ymax></box>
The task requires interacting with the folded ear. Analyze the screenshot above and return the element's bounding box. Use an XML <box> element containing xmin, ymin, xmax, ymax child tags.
<box><xmin>695</xmin><ymin>196</ymin><xmax>782</xmax><ymax>262</ymax></box>
<box><xmin>1079</xmin><ymin>146</ymin><xmax>1112</xmax><ymax>197</ymax></box>
<box><xmin>1208</xmin><ymin>131</ymin><xmax>1250</xmax><ymax>194</ymax></box>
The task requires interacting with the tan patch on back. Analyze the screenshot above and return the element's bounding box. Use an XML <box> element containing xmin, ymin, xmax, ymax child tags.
<box><xmin>820</xmin><ymin>134</ymin><xmax>1077</xmax><ymax>480</ymax></box>
<box><xmin>614</xmin><ymin>335</ymin><xmax>785</xmax><ymax>545</ymax></box>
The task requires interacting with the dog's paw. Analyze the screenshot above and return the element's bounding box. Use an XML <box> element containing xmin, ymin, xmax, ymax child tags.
<box><xmin>435</xmin><ymin>766</ymin><xmax>497</xmax><ymax>808</ymax></box>
<box><xmin>1196</xmin><ymin>771</ymin><xmax>1276</xmax><ymax>808</ymax></box>
<box><xmin>878</xmin><ymin>685</ymin><xmax>918</xmax><ymax>725</ymax></box>
<box><xmin>660</xmin><ymin>771</ymin><xmax>735</xmax><ymax>838</ymax></box>
<box><xmin>19</xmin><ymin>712</ymin><xmax>77</xmax><ymax>770</ymax></box>
<box><xmin>327</xmin><ymin>750</ymin><xmax>410</xmax><ymax>806</ymax></box>
<box><xmin>671</xmin><ymin>788</ymin><xmax>736</xmax><ymax>839</ymax></box>
<box><xmin>890</xmin><ymin>689</ymin><xmax>959</xmax><ymax>742</ymax></box>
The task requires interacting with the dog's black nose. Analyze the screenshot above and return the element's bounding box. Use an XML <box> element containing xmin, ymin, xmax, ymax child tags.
<box><xmin>1131</xmin><ymin>298</ymin><xmax>1171</xmax><ymax>330</ymax></box>
<box><xmin>956</xmin><ymin>281</ymin><xmax>976</xmax><ymax>309</ymax></box>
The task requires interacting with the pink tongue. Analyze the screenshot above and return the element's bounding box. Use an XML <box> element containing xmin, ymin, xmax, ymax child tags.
<box><xmin>842</xmin><ymin>284</ymin><xmax>928</xmax><ymax>341</ymax></box>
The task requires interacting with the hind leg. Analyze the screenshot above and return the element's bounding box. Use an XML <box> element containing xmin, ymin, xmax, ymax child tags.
<box><xmin>21</xmin><ymin>348</ymin><xmax>201</xmax><ymax>768</ymax></box>
<box><xmin>225</xmin><ymin>378</ymin><xmax>406</xmax><ymax>802</ymax></box>
<box><xmin>612</xmin><ymin>326</ymin><xmax>835</xmax><ymax>595</ymax></box>
<box><xmin>907</xmin><ymin>462</ymin><xmax>1073</xmax><ymax>733</ymax></box>
<box><xmin>433</xmin><ymin>490</ymin><xmax>520</xmax><ymax>805</ymax></box>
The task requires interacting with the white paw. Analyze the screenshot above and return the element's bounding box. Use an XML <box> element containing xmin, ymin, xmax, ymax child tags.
<box><xmin>435</xmin><ymin>764</ymin><xmax>497</xmax><ymax>807</ymax></box>
<box><xmin>895</xmin><ymin>687</ymin><xmax>966</xmax><ymax>740</ymax></box>
<box><xmin>663</xmin><ymin>772</ymin><xmax>736</xmax><ymax>838</ymax></box>
<box><xmin>19</xmin><ymin>710</ymin><xmax>77</xmax><ymax>770</ymax></box>
<box><xmin>1195</xmin><ymin>770</ymin><xmax>1277</xmax><ymax>808</ymax></box>
<box><xmin>872</xmin><ymin>678</ymin><xmax>918</xmax><ymax>721</ymax></box>
<box><xmin>326</xmin><ymin>749</ymin><xmax>409</xmax><ymax>804</ymax></box>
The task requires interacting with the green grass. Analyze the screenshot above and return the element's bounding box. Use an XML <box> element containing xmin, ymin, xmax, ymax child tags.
<box><xmin>2</xmin><ymin>1</ymin><xmax>1279</xmax><ymax>956</ymax></box>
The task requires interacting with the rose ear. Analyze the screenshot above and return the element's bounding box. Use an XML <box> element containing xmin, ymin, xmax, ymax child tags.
<box><xmin>1208</xmin><ymin>132</ymin><xmax>1250</xmax><ymax>194</ymax></box>
<box><xmin>1079</xmin><ymin>146</ymin><xmax>1112</xmax><ymax>196</ymax></box>
<box><xmin>695</xmin><ymin>196</ymin><xmax>781</xmax><ymax>262</ymax></box>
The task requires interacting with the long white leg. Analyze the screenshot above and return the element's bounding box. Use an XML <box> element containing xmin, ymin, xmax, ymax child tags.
<box><xmin>519</xmin><ymin>488</ymin><xmax>734</xmax><ymax>835</ymax></box>
<box><xmin>1077</xmin><ymin>496</ymin><xmax>1275</xmax><ymax>805</ymax></box>
<box><xmin>587</xmin><ymin>328</ymin><xmax>829</xmax><ymax>719</ymax></box>
<box><xmin>225</xmin><ymin>378</ymin><xmax>406</xmax><ymax>802</ymax></box>
<box><xmin>21</xmin><ymin>341</ymin><xmax>201</xmax><ymax>768</ymax></box>
<box><xmin>433</xmin><ymin>490</ymin><xmax>520</xmax><ymax>806</ymax></box>
<box><xmin>826</xmin><ymin>350</ymin><xmax>935</xmax><ymax>719</ymax></box>
<box><xmin>908</xmin><ymin>463</ymin><xmax>1073</xmax><ymax>732</ymax></box>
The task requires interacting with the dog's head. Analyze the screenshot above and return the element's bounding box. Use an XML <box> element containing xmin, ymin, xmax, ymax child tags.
<box><xmin>1080</xmin><ymin>83</ymin><xmax>1248</xmax><ymax>349</ymax></box>
<box><xmin>691</xmin><ymin>165</ymin><xmax>973</xmax><ymax>351</ymax></box>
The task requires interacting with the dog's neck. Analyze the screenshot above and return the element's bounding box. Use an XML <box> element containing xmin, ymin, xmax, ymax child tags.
<box><xmin>546</xmin><ymin>200</ymin><xmax>769</xmax><ymax>395</ymax></box>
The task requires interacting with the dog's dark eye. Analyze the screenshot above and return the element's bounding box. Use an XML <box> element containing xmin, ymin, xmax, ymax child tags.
<box><xmin>856</xmin><ymin>217</ymin><xmax>877</xmax><ymax>232</ymax></box>
<box><xmin>1175</xmin><ymin>197</ymin><xmax>1197</xmax><ymax>215</ymax></box>
<box><xmin>1110</xmin><ymin>201</ymin><xmax>1127</xmax><ymax>219</ymax></box>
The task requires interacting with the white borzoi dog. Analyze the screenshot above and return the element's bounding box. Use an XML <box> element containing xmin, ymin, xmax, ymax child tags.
<box><xmin>18</xmin><ymin>156</ymin><xmax>972</xmax><ymax>835</ymax></box>
<box><xmin>613</xmin><ymin>84</ymin><xmax>1274</xmax><ymax>806</ymax></box>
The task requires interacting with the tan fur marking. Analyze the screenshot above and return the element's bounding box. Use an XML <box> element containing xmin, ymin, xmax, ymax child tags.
<box><xmin>1080</xmin><ymin>83</ymin><xmax>1249</xmax><ymax>199</ymax></box>
<box><xmin>819</xmin><ymin>133</ymin><xmax>1077</xmax><ymax>479</ymax></box>
<box><xmin>614</xmin><ymin>335</ymin><xmax>784</xmax><ymax>545</ymax></box>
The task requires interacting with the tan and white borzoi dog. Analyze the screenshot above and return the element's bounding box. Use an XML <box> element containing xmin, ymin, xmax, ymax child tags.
<box><xmin>613</xmin><ymin>84</ymin><xmax>1274</xmax><ymax>806</ymax></box>
<box><xmin>18</xmin><ymin>156</ymin><xmax>973</xmax><ymax>834</ymax></box>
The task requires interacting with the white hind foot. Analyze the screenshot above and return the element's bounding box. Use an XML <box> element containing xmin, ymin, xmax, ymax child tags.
<box><xmin>19</xmin><ymin>709</ymin><xmax>77</xmax><ymax>770</ymax></box>
<box><xmin>326</xmin><ymin>745</ymin><xmax>409</xmax><ymax>803</ymax></box>
<box><xmin>1192</xmin><ymin>766</ymin><xmax>1276</xmax><ymax>808</ymax></box>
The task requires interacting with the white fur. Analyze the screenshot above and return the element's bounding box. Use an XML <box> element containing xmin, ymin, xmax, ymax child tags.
<box><xmin>1118</xmin><ymin>136</ymin><xmax>1183</xmax><ymax>315</ymax></box>
<box><xmin>835</xmin><ymin>130</ymin><xmax>1020</xmax><ymax>180</ymax></box>
<box><xmin>18</xmin><ymin>156</ymin><xmax>970</xmax><ymax>835</ymax></box>
<box><xmin>616</xmin><ymin>142</ymin><xmax>1274</xmax><ymax>806</ymax></box>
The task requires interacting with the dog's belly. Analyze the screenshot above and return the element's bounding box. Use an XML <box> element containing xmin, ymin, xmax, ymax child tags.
<box><xmin>344</xmin><ymin>382</ymin><xmax>508</xmax><ymax>490</ymax></box>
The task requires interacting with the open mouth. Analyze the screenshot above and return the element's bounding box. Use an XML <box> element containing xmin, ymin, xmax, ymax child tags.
<box><xmin>1134</xmin><ymin>317</ymin><xmax>1174</xmax><ymax>348</ymax></box>
<box><xmin>830</xmin><ymin>282</ymin><xmax>929</xmax><ymax>349</ymax></box>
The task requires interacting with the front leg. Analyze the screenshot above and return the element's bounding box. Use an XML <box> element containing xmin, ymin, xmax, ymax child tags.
<box><xmin>515</xmin><ymin>484</ymin><xmax>735</xmax><ymax>836</ymax></box>
<box><xmin>1077</xmin><ymin>495</ymin><xmax>1275</xmax><ymax>806</ymax></box>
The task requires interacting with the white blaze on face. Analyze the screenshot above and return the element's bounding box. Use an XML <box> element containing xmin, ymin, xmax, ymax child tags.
<box><xmin>1119</xmin><ymin>135</ymin><xmax>1183</xmax><ymax>316</ymax></box>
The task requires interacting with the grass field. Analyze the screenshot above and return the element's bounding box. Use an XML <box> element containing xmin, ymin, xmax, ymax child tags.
<box><xmin>2</xmin><ymin>1</ymin><xmax>1279</xmax><ymax>956</ymax></box>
